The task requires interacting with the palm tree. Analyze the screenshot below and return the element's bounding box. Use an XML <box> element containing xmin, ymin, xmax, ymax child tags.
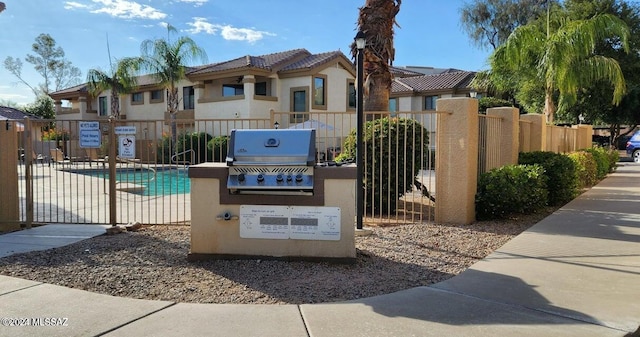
<box><xmin>351</xmin><ymin>0</ymin><xmax>401</xmax><ymax>112</ymax></box>
<box><xmin>86</xmin><ymin>57</ymin><xmax>141</xmax><ymax>119</ymax></box>
<box><xmin>138</xmin><ymin>25</ymin><xmax>207</xmax><ymax>142</ymax></box>
<box><xmin>493</xmin><ymin>13</ymin><xmax>630</xmax><ymax>123</ymax></box>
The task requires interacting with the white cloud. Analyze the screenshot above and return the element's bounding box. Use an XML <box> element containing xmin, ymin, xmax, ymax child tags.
<box><xmin>218</xmin><ymin>25</ymin><xmax>276</xmax><ymax>43</ymax></box>
<box><xmin>176</xmin><ymin>0</ymin><xmax>208</xmax><ymax>7</ymax></box>
<box><xmin>64</xmin><ymin>2</ymin><xmax>90</xmax><ymax>10</ymax></box>
<box><xmin>185</xmin><ymin>17</ymin><xmax>218</xmax><ymax>35</ymax></box>
<box><xmin>185</xmin><ymin>17</ymin><xmax>276</xmax><ymax>44</ymax></box>
<box><xmin>90</xmin><ymin>0</ymin><xmax>167</xmax><ymax>20</ymax></box>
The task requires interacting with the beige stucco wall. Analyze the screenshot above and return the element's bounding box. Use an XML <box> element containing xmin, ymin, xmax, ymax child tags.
<box><xmin>435</xmin><ymin>98</ymin><xmax>478</xmax><ymax>225</ymax></box>
<box><xmin>521</xmin><ymin>114</ymin><xmax>546</xmax><ymax>151</ymax></box>
<box><xmin>190</xmin><ymin>165</ymin><xmax>356</xmax><ymax>259</ymax></box>
<box><xmin>487</xmin><ymin>107</ymin><xmax>520</xmax><ymax>167</ymax></box>
<box><xmin>0</xmin><ymin>123</ymin><xmax>19</xmax><ymax>229</ymax></box>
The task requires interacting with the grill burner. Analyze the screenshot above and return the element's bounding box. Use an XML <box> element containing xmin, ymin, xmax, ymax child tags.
<box><xmin>226</xmin><ymin>129</ymin><xmax>316</xmax><ymax>195</ymax></box>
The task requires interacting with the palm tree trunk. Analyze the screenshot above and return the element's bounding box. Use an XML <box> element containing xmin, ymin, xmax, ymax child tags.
<box><xmin>167</xmin><ymin>87</ymin><xmax>179</xmax><ymax>149</ymax></box>
<box><xmin>353</xmin><ymin>0</ymin><xmax>401</xmax><ymax>114</ymax></box>
<box><xmin>110</xmin><ymin>90</ymin><xmax>120</xmax><ymax>119</ymax></box>
<box><xmin>544</xmin><ymin>89</ymin><xmax>555</xmax><ymax>124</ymax></box>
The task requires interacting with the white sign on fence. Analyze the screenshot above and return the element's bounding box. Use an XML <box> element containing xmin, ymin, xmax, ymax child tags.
<box><xmin>115</xmin><ymin>126</ymin><xmax>136</xmax><ymax>135</ymax></box>
<box><xmin>79</xmin><ymin>122</ymin><xmax>101</xmax><ymax>148</ymax></box>
<box><xmin>118</xmin><ymin>135</ymin><xmax>135</xmax><ymax>159</ymax></box>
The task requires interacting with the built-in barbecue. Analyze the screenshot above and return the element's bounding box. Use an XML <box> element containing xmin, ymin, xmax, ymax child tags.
<box><xmin>225</xmin><ymin>129</ymin><xmax>316</xmax><ymax>196</ymax></box>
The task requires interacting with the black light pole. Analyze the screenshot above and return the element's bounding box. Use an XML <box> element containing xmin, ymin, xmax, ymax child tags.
<box><xmin>355</xmin><ymin>31</ymin><xmax>366</xmax><ymax>230</ymax></box>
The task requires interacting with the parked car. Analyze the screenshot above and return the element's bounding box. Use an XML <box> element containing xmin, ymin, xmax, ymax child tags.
<box><xmin>626</xmin><ymin>130</ymin><xmax>640</xmax><ymax>163</ymax></box>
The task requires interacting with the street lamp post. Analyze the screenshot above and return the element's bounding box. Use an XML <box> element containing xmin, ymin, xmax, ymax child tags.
<box><xmin>355</xmin><ymin>31</ymin><xmax>366</xmax><ymax>230</ymax></box>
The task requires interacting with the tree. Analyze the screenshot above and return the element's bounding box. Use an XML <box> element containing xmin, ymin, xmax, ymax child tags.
<box><xmin>351</xmin><ymin>0</ymin><xmax>401</xmax><ymax>112</ymax></box>
<box><xmin>460</xmin><ymin>0</ymin><xmax>555</xmax><ymax>50</ymax></box>
<box><xmin>138</xmin><ymin>25</ymin><xmax>207</xmax><ymax>143</ymax></box>
<box><xmin>492</xmin><ymin>12</ymin><xmax>630</xmax><ymax>123</ymax></box>
<box><xmin>0</xmin><ymin>2</ymin><xmax>5</xmax><ymax>13</ymax></box>
<box><xmin>25</xmin><ymin>95</ymin><xmax>55</xmax><ymax>120</ymax></box>
<box><xmin>3</xmin><ymin>33</ymin><xmax>81</xmax><ymax>97</ymax></box>
<box><xmin>562</xmin><ymin>0</ymin><xmax>640</xmax><ymax>144</ymax></box>
<box><xmin>0</xmin><ymin>99</ymin><xmax>20</xmax><ymax>108</ymax></box>
<box><xmin>86</xmin><ymin>57</ymin><xmax>141</xmax><ymax>119</ymax></box>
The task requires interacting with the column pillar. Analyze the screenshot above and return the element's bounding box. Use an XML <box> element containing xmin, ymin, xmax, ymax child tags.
<box><xmin>435</xmin><ymin>98</ymin><xmax>479</xmax><ymax>225</ymax></box>
<box><xmin>487</xmin><ymin>107</ymin><xmax>520</xmax><ymax>166</ymax></box>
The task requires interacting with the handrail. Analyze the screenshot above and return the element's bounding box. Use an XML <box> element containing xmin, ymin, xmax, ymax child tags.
<box><xmin>171</xmin><ymin>149</ymin><xmax>195</xmax><ymax>165</ymax></box>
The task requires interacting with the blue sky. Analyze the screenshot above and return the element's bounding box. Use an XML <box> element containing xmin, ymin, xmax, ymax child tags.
<box><xmin>0</xmin><ymin>0</ymin><xmax>491</xmax><ymax>106</ymax></box>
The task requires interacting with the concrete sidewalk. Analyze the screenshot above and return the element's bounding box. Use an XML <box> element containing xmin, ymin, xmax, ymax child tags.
<box><xmin>1</xmin><ymin>163</ymin><xmax>639</xmax><ymax>336</ymax></box>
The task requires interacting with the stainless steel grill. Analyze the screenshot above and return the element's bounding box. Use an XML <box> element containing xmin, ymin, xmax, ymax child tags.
<box><xmin>226</xmin><ymin>129</ymin><xmax>316</xmax><ymax>195</ymax></box>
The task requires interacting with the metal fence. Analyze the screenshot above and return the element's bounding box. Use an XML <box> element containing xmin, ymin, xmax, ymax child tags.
<box><xmin>478</xmin><ymin>114</ymin><xmax>503</xmax><ymax>176</ymax></box>
<box><xmin>17</xmin><ymin>112</ymin><xmax>437</xmax><ymax>226</ymax></box>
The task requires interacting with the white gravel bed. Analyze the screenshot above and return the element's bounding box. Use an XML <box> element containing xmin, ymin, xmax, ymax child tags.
<box><xmin>0</xmin><ymin>210</ymin><xmax>553</xmax><ymax>304</ymax></box>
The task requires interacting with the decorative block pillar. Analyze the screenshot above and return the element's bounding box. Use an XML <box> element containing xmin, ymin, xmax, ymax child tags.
<box><xmin>521</xmin><ymin>114</ymin><xmax>546</xmax><ymax>152</ymax></box>
<box><xmin>0</xmin><ymin>122</ymin><xmax>19</xmax><ymax>230</ymax></box>
<box><xmin>435</xmin><ymin>98</ymin><xmax>479</xmax><ymax>225</ymax></box>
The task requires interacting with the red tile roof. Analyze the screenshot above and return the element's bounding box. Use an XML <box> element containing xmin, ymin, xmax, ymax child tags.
<box><xmin>188</xmin><ymin>49</ymin><xmax>310</xmax><ymax>75</ymax></box>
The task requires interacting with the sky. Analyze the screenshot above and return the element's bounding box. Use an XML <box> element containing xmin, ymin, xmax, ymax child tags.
<box><xmin>0</xmin><ymin>0</ymin><xmax>491</xmax><ymax>106</ymax></box>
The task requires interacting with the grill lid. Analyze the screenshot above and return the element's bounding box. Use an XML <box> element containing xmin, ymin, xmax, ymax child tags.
<box><xmin>226</xmin><ymin>129</ymin><xmax>316</xmax><ymax>166</ymax></box>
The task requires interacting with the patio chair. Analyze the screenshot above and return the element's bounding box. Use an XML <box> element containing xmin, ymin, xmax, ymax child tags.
<box><xmin>49</xmin><ymin>148</ymin><xmax>71</xmax><ymax>166</ymax></box>
<box><xmin>33</xmin><ymin>150</ymin><xmax>47</xmax><ymax>164</ymax></box>
<box><xmin>85</xmin><ymin>148</ymin><xmax>106</xmax><ymax>167</ymax></box>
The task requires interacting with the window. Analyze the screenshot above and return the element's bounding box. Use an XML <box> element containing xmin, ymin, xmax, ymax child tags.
<box><xmin>223</xmin><ymin>84</ymin><xmax>244</xmax><ymax>97</ymax></box>
<box><xmin>347</xmin><ymin>81</ymin><xmax>356</xmax><ymax>109</ymax></box>
<box><xmin>255</xmin><ymin>82</ymin><xmax>267</xmax><ymax>96</ymax></box>
<box><xmin>98</xmin><ymin>96</ymin><xmax>108</xmax><ymax>116</ymax></box>
<box><xmin>290</xmin><ymin>87</ymin><xmax>308</xmax><ymax>123</ymax></box>
<box><xmin>183</xmin><ymin>86</ymin><xmax>195</xmax><ymax>109</ymax></box>
<box><xmin>389</xmin><ymin>98</ymin><xmax>398</xmax><ymax>113</ymax></box>
<box><xmin>424</xmin><ymin>96</ymin><xmax>438</xmax><ymax>110</ymax></box>
<box><xmin>131</xmin><ymin>92</ymin><xmax>144</xmax><ymax>104</ymax></box>
<box><xmin>312</xmin><ymin>74</ymin><xmax>327</xmax><ymax>109</ymax></box>
<box><xmin>150</xmin><ymin>89</ymin><xmax>163</xmax><ymax>103</ymax></box>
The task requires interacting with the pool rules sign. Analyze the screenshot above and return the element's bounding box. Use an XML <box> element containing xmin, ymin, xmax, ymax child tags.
<box><xmin>115</xmin><ymin>126</ymin><xmax>136</xmax><ymax>159</ymax></box>
<box><xmin>79</xmin><ymin>122</ymin><xmax>101</xmax><ymax>148</ymax></box>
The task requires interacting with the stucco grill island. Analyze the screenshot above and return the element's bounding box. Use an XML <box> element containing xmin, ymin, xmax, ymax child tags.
<box><xmin>188</xmin><ymin>128</ymin><xmax>357</xmax><ymax>263</ymax></box>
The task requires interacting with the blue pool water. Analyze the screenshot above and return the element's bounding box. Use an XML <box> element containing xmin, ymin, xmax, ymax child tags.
<box><xmin>77</xmin><ymin>167</ymin><xmax>190</xmax><ymax>196</ymax></box>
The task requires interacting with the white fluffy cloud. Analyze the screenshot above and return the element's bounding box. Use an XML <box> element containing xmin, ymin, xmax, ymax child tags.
<box><xmin>176</xmin><ymin>0</ymin><xmax>208</xmax><ymax>7</ymax></box>
<box><xmin>185</xmin><ymin>17</ymin><xmax>275</xmax><ymax>43</ymax></box>
<box><xmin>89</xmin><ymin>0</ymin><xmax>166</xmax><ymax>20</ymax></box>
<box><xmin>64</xmin><ymin>2</ymin><xmax>90</xmax><ymax>10</ymax></box>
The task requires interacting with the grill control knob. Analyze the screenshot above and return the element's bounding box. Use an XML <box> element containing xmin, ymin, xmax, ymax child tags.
<box><xmin>276</xmin><ymin>174</ymin><xmax>284</xmax><ymax>182</ymax></box>
<box><xmin>238</xmin><ymin>173</ymin><xmax>246</xmax><ymax>182</ymax></box>
<box><xmin>286</xmin><ymin>175</ymin><xmax>293</xmax><ymax>182</ymax></box>
<box><xmin>257</xmin><ymin>174</ymin><xmax>265</xmax><ymax>183</ymax></box>
<box><xmin>295</xmin><ymin>174</ymin><xmax>303</xmax><ymax>182</ymax></box>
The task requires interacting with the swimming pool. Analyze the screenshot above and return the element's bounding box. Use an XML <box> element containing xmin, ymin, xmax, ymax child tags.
<box><xmin>74</xmin><ymin>167</ymin><xmax>190</xmax><ymax>196</ymax></box>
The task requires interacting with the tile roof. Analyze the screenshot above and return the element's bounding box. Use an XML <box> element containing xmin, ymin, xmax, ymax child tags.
<box><xmin>389</xmin><ymin>66</ymin><xmax>426</xmax><ymax>78</ymax></box>
<box><xmin>394</xmin><ymin>71</ymin><xmax>476</xmax><ymax>93</ymax></box>
<box><xmin>0</xmin><ymin>106</ymin><xmax>41</xmax><ymax>120</ymax></box>
<box><xmin>188</xmin><ymin>49</ymin><xmax>310</xmax><ymax>75</ymax></box>
<box><xmin>279</xmin><ymin>51</ymin><xmax>347</xmax><ymax>72</ymax></box>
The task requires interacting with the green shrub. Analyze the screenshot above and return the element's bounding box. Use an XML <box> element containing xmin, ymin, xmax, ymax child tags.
<box><xmin>156</xmin><ymin>133</ymin><xmax>173</xmax><ymax>164</ymax></box>
<box><xmin>339</xmin><ymin>117</ymin><xmax>429</xmax><ymax>214</ymax></box>
<box><xmin>568</xmin><ymin>151</ymin><xmax>597</xmax><ymax>188</ymax></box>
<box><xmin>518</xmin><ymin>151</ymin><xmax>578</xmax><ymax>206</ymax></box>
<box><xmin>583</xmin><ymin>147</ymin><xmax>610</xmax><ymax>180</ymax></box>
<box><xmin>207</xmin><ymin>135</ymin><xmax>229</xmax><ymax>162</ymax></box>
<box><xmin>476</xmin><ymin>164</ymin><xmax>548</xmax><ymax>220</ymax></box>
<box><xmin>176</xmin><ymin>132</ymin><xmax>213</xmax><ymax>164</ymax></box>
<box><xmin>605</xmin><ymin>147</ymin><xmax>619</xmax><ymax>172</ymax></box>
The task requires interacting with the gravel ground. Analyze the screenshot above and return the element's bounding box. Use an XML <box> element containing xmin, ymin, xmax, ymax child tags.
<box><xmin>0</xmin><ymin>209</ymin><xmax>555</xmax><ymax>304</ymax></box>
